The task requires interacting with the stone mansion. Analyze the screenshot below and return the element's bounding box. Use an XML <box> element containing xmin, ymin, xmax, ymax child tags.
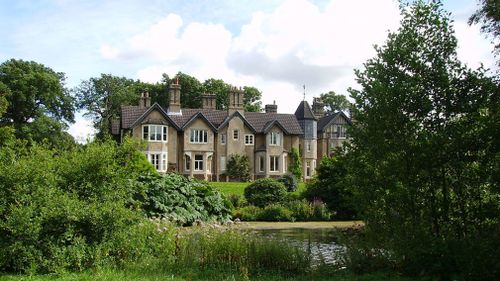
<box><xmin>111</xmin><ymin>80</ymin><xmax>351</xmax><ymax>181</ymax></box>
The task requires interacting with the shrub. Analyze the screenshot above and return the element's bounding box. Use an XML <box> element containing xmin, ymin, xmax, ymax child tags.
<box><xmin>226</xmin><ymin>154</ymin><xmax>251</xmax><ymax>182</ymax></box>
<box><xmin>258</xmin><ymin>204</ymin><xmax>295</xmax><ymax>222</ymax></box>
<box><xmin>232</xmin><ymin>205</ymin><xmax>261</xmax><ymax>221</ymax></box>
<box><xmin>278</xmin><ymin>173</ymin><xmax>298</xmax><ymax>192</ymax></box>
<box><xmin>303</xmin><ymin>154</ymin><xmax>357</xmax><ymax>220</ymax></box>
<box><xmin>289</xmin><ymin>147</ymin><xmax>302</xmax><ymax>181</ymax></box>
<box><xmin>227</xmin><ymin>194</ymin><xmax>244</xmax><ymax>209</ymax></box>
<box><xmin>285</xmin><ymin>200</ymin><xmax>314</xmax><ymax>221</ymax></box>
<box><xmin>132</xmin><ymin>173</ymin><xmax>232</xmax><ymax>225</ymax></box>
<box><xmin>244</xmin><ymin>178</ymin><xmax>287</xmax><ymax>208</ymax></box>
<box><xmin>0</xmin><ymin>141</ymin><xmax>147</xmax><ymax>273</ymax></box>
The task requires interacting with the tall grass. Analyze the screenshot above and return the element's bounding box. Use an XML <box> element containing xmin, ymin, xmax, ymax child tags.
<box><xmin>172</xmin><ymin>226</ymin><xmax>311</xmax><ymax>275</ymax></box>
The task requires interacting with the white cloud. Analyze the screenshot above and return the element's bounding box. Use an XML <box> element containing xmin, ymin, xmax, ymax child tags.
<box><xmin>98</xmin><ymin>0</ymin><xmax>496</xmax><ymax>116</ymax></box>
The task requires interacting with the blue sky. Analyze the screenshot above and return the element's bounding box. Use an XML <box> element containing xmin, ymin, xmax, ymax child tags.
<box><xmin>0</xmin><ymin>0</ymin><xmax>496</xmax><ymax>142</ymax></box>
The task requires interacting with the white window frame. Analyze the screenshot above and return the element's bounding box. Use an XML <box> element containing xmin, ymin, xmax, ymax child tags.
<box><xmin>307</xmin><ymin>141</ymin><xmax>311</xmax><ymax>152</ymax></box>
<box><xmin>270</xmin><ymin>131</ymin><xmax>280</xmax><ymax>146</ymax></box>
<box><xmin>244</xmin><ymin>134</ymin><xmax>254</xmax><ymax>145</ymax></box>
<box><xmin>194</xmin><ymin>154</ymin><xmax>204</xmax><ymax>171</ymax></box>
<box><xmin>269</xmin><ymin>156</ymin><xmax>279</xmax><ymax>172</ymax></box>
<box><xmin>143</xmin><ymin>125</ymin><xmax>168</xmax><ymax>142</ymax></box>
<box><xmin>233</xmin><ymin>129</ymin><xmax>239</xmax><ymax>140</ymax></box>
<box><xmin>190</xmin><ymin>129</ymin><xmax>208</xmax><ymax>144</ymax></box>
<box><xmin>220</xmin><ymin>133</ymin><xmax>226</xmax><ymax>145</ymax></box>
<box><xmin>283</xmin><ymin>155</ymin><xmax>287</xmax><ymax>173</ymax></box>
<box><xmin>146</xmin><ymin>151</ymin><xmax>168</xmax><ymax>172</ymax></box>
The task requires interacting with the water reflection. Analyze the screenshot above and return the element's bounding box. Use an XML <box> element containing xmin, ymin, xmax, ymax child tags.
<box><xmin>251</xmin><ymin>228</ymin><xmax>346</xmax><ymax>265</ymax></box>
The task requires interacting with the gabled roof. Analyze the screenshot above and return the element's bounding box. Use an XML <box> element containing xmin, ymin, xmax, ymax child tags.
<box><xmin>120</xmin><ymin>104</ymin><xmax>303</xmax><ymax>135</ymax></box>
<box><xmin>218</xmin><ymin>111</ymin><xmax>257</xmax><ymax>133</ymax></box>
<box><xmin>294</xmin><ymin>100</ymin><xmax>317</xmax><ymax>121</ymax></box>
<box><xmin>245</xmin><ymin>112</ymin><xmax>303</xmax><ymax>135</ymax></box>
<box><xmin>181</xmin><ymin>112</ymin><xmax>218</xmax><ymax>132</ymax></box>
<box><xmin>129</xmin><ymin>103</ymin><xmax>180</xmax><ymax>130</ymax></box>
<box><xmin>262</xmin><ymin>120</ymin><xmax>289</xmax><ymax>134</ymax></box>
<box><xmin>317</xmin><ymin>111</ymin><xmax>351</xmax><ymax>133</ymax></box>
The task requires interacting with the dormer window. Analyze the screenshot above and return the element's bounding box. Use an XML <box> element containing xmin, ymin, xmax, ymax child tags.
<box><xmin>190</xmin><ymin>129</ymin><xmax>208</xmax><ymax>144</ymax></box>
<box><xmin>270</xmin><ymin>132</ymin><xmax>280</xmax><ymax>146</ymax></box>
<box><xmin>143</xmin><ymin>125</ymin><xmax>168</xmax><ymax>142</ymax></box>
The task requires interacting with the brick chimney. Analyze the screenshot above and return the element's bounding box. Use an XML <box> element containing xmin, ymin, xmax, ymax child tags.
<box><xmin>228</xmin><ymin>86</ymin><xmax>244</xmax><ymax>115</ymax></box>
<box><xmin>202</xmin><ymin>93</ymin><xmax>216</xmax><ymax>110</ymax></box>
<box><xmin>139</xmin><ymin>91</ymin><xmax>151</xmax><ymax>108</ymax></box>
<box><xmin>168</xmin><ymin>78</ymin><xmax>181</xmax><ymax>115</ymax></box>
<box><xmin>265</xmin><ymin>100</ymin><xmax>277</xmax><ymax>113</ymax></box>
<box><xmin>312</xmin><ymin>97</ymin><xmax>325</xmax><ymax>118</ymax></box>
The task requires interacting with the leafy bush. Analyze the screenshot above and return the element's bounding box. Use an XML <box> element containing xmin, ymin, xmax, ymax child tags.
<box><xmin>278</xmin><ymin>173</ymin><xmax>298</xmax><ymax>192</ymax></box>
<box><xmin>227</xmin><ymin>194</ymin><xmax>244</xmax><ymax>209</ymax></box>
<box><xmin>0</xmin><ymin>141</ymin><xmax>152</xmax><ymax>273</ymax></box>
<box><xmin>303</xmin><ymin>154</ymin><xmax>357</xmax><ymax>220</ymax></box>
<box><xmin>258</xmin><ymin>204</ymin><xmax>295</xmax><ymax>221</ymax></box>
<box><xmin>244</xmin><ymin>178</ymin><xmax>287</xmax><ymax>208</ymax></box>
<box><xmin>232</xmin><ymin>205</ymin><xmax>261</xmax><ymax>221</ymax></box>
<box><xmin>289</xmin><ymin>147</ymin><xmax>302</xmax><ymax>181</ymax></box>
<box><xmin>226</xmin><ymin>154</ymin><xmax>251</xmax><ymax>182</ymax></box>
<box><xmin>132</xmin><ymin>173</ymin><xmax>232</xmax><ymax>225</ymax></box>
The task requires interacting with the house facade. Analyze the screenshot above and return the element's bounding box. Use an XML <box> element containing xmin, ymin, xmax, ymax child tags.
<box><xmin>111</xmin><ymin>81</ymin><xmax>351</xmax><ymax>181</ymax></box>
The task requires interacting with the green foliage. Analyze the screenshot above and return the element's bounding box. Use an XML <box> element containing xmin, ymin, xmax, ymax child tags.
<box><xmin>233</xmin><ymin>199</ymin><xmax>332</xmax><ymax>222</ymax></box>
<box><xmin>278</xmin><ymin>173</ymin><xmax>298</xmax><ymax>192</ymax></box>
<box><xmin>0</xmin><ymin>59</ymin><xmax>75</xmax><ymax>146</ymax></box>
<box><xmin>289</xmin><ymin>147</ymin><xmax>302</xmax><ymax>180</ymax></box>
<box><xmin>320</xmin><ymin>91</ymin><xmax>351</xmax><ymax>113</ymax></box>
<box><xmin>173</xmin><ymin>227</ymin><xmax>311</xmax><ymax>275</ymax></box>
<box><xmin>244</xmin><ymin>178</ymin><xmax>287</xmax><ymax>208</ymax></box>
<box><xmin>75</xmin><ymin>74</ymin><xmax>142</xmax><ymax>139</ymax></box>
<box><xmin>303</xmin><ymin>153</ymin><xmax>357</xmax><ymax>220</ymax></box>
<box><xmin>257</xmin><ymin>204</ymin><xmax>295</xmax><ymax>222</ymax></box>
<box><xmin>347</xmin><ymin>1</ymin><xmax>500</xmax><ymax>279</ymax></box>
<box><xmin>243</xmin><ymin>86</ymin><xmax>262</xmax><ymax>112</ymax></box>
<box><xmin>226</xmin><ymin>154</ymin><xmax>251</xmax><ymax>182</ymax></box>
<box><xmin>203</xmin><ymin>78</ymin><xmax>230</xmax><ymax>110</ymax></box>
<box><xmin>131</xmin><ymin>173</ymin><xmax>232</xmax><ymax>225</ymax></box>
<box><xmin>0</xmin><ymin>140</ymin><xmax>153</xmax><ymax>273</ymax></box>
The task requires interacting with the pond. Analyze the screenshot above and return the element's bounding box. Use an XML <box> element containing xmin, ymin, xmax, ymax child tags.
<box><xmin>251</xmin><ymin>227</ymin><xmax>347</xmax><ymax>265</ymax></box>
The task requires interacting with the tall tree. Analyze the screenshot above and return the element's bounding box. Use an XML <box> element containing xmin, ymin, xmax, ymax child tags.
<box><xmin>203</xmin><ymin>78</ymin><xmax>230</xmax><ymax>110</ymax></box>
<box><xmin>243</xmin><ymin>86</ymin><xmax>262</xmax><ymax>112</ymax></box>
<box><xmin>0</xmin><ymin>59</ymin><xmax>75</xmax><ymax>146</ymax></box>
<box><xmin>348</xmin><ymin>1</ymin><xmax>499</xmax><ymax>278</ymax></box>
<box><xmin>319</xmin><ymin>91</ymin><xmax>350</xmax><ymax>113</ymax></box>
<box><xmin>173</xmin><ymin>72</ymin><xmax>203</xmax><ymax>108</ymax></box>
<box><xmin>75</xmin><ymin>74</ymin><xmax>142</xmax><ymax>138</ymax></box>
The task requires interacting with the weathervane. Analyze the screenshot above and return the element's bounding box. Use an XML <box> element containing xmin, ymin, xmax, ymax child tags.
<box><xmin>303</xmin><ymin>84</ymin><xmax>306</xmax><ymax>101</ymax></box>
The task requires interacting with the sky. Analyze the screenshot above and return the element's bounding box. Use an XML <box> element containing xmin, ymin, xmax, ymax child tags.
<box><xmin>0</xmin><ymin>0</ymin><xmax>496</xmax><ymax>143</ymax></box>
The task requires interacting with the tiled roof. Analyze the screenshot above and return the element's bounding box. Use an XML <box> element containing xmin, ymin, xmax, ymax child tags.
<box><xmin>118</xmin><ymin>103</ymin><xmax>303</xmax><ymax>135</ymax></box>
<box><xmin>317</xmin><ymin>112</ymin><xmax>340</xmax><ymax>133</ymax></box>
<box><xmin>294</xmin><ymin>101</ymin><xmax>317</xmax><ymax>120</ymax></box>
<box><xmin>245</xmin><ymin>112</ymin><xmax>303</xmax><ymax>135</ymax></box>
<box><xmin>317</xmin><ymin>112</ymin><xmax>351</xmax><ymax>133</ymax></box>
<box><xmin>121</xmin><ymin>106</ymin><xmax>147</xmax><ymax>128</ymax></box>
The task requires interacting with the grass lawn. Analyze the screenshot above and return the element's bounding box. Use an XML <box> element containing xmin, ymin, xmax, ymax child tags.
<box><xmin>210</xmin><ymin>181</ymin><xmax>307</xmax><ymax>197</ymax></box>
